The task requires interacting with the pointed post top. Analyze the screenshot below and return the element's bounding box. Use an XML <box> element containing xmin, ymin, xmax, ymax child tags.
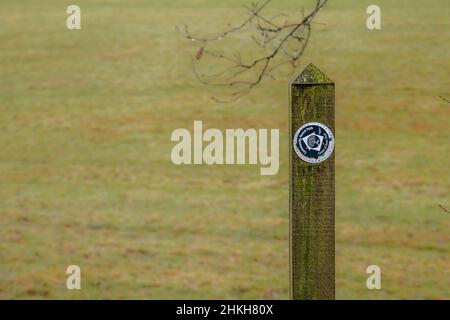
<box><xmin>291</xmin><ymin>63</ymin><xmax>334</xmax><ymax>85</ymax></box>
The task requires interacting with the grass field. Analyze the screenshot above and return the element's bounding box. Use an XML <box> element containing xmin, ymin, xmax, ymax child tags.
<box><xmin>0</xmin><ymin>0</ymin><xmax>449</xmax><ymax>299</ymax></box>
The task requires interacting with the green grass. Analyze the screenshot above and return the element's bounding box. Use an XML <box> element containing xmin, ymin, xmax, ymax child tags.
<box><xmin>0</xmin><ymin>0</ymin><xmax>449</xmax><ymax>299</ymax></box>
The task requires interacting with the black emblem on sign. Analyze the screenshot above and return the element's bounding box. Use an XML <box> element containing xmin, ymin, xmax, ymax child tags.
<box><xmin>293</xmin><ymin>122</ymin><xmax>334</xmax><ymax>164</ymax></box>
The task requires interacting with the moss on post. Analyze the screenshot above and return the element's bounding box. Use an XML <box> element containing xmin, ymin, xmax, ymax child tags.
<box><xmin>290</xmin><ymin>63</ymin><xmax>335</xmax><ymax>300</ymax></box>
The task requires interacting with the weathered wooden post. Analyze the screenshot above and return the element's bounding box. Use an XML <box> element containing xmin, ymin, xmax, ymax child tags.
<box><xmin>290</xmin><ymin>63</ymin><xmax>335</xmax><ymax>300</ymax></box>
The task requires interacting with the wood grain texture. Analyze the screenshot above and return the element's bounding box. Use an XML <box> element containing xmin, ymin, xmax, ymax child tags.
<box><xmin>290</xmin><ymin>64</ymin><xmax>335</xmax><ymax>300</ymax></box>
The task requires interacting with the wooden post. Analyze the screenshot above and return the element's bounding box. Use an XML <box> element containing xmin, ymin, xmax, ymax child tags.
<box><xmin>290</xmin><ymin>63</ymin><xmax>335</xmax><ymax>300</ymax></box>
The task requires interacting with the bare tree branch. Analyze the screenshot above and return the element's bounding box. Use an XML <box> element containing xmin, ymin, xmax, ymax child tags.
<box><xmin>178</xmin><ymin>0</ymin><xmax>328</xmax><ymax>102</ymax></box>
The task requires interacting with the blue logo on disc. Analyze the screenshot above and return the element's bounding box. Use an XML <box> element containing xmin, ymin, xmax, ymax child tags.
<box><xmin>293</xmin><ymin>122</ymin><xmax>334</xmax><ymax>164</ymax></box>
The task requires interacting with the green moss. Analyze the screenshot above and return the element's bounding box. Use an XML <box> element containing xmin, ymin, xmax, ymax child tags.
<box><xmin>291</xmin><ymin>63</ymin><xmax>334</xmax><ymax>85</ymax></box>
<box><xmin>290</xmin><ymin>68</ymin><xmax>335</xmax><ymax>299</ymax></box>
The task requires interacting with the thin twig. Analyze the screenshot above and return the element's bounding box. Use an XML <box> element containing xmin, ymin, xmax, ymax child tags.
<box><xmin>439</xmin><ymin>96</ymin><xmax>450</xmax><ymax>104</ymax></box>
<box><xmin>437</xmin><ymin>204</ymin><xmax>449</xmax><ymax>213</ymax></box>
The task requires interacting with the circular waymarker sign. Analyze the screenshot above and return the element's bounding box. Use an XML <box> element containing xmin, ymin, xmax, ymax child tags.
<box><xmin>293</xmin><ymin>122</ymin><xmax>335</xmax><ymax>164</ymax></box>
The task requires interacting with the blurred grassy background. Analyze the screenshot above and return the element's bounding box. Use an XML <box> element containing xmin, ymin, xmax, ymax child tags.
<box><xmin>0</xmin><ymin>0</ymin><xmax>449</xmax><ymax>299</ymax></box>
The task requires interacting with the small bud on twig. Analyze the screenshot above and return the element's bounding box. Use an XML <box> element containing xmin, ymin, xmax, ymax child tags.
<box><xmin>195</xmin><ymin>47</ymin><xmax>204</xmax><ymax>60</ymax></box>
